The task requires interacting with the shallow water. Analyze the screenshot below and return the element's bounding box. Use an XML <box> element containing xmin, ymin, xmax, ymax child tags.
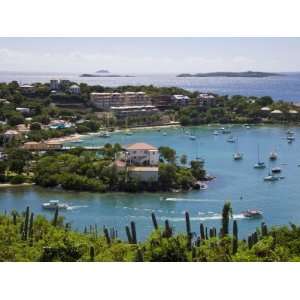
<box><xmin>1</xmin><ymin>124</ymin><xmax>300</xmax><ymax>240</ymax></box>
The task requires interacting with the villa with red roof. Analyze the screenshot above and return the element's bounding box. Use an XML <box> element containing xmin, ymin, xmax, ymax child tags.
<box><xmin>122</xmin><ymin>142</ymin><xmax>159</xmax><ymax>166</ymax></box>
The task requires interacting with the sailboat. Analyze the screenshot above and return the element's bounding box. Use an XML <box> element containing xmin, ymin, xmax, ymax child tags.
<box><xmin>254</xmin><ymin>145</ymin><xmax>266</xmax><ymax>169</ymax></box>
<box><xmin>233</xmin><ymin>137</ymin><xmax>243</xmax><ymax>160</ymax></box>
<box><xmin>264</xmin><ymin>171</ymin><xmax>279</xmax><ymax>182</ymax></box>
<box><xmin>124</xmin><ymin>117</ymin><xmax>133</xmax><ymax>136</ymax></box>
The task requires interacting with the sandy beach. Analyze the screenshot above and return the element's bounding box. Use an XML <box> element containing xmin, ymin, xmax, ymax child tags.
<box><xmin>0</xmin><ymin>183</ymin><xmax>34</xmax><ymax>188</ymax></box>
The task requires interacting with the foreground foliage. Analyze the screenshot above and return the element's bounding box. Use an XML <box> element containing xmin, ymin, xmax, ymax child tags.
<box><xmin>0</xmin><ymin>204</ymin><xmax>300</xmax><ymax>262</ymax></box>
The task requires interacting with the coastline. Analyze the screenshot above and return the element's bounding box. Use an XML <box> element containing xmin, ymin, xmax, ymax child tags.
<box><xmin>0</xmin><ymin>183</ymin><xmax>34</xmax><ymax>188</ymax></box>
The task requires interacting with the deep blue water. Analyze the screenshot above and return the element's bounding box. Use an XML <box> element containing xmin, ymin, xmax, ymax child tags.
<box><xmin>1</xmin><ymin>125</ymin><xmax>300</xmax><ymax>240</ymax></box>
<box><xmin>1</xmin><ymin>71</ymin><xmax>300</xmax><ymax>101</ymax></box>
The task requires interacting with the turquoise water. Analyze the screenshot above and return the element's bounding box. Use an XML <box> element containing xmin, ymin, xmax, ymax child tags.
<box><xmin>1</xmin><ymin>125</ymin><xmax>300</xmax><ymax>240</ymax></box>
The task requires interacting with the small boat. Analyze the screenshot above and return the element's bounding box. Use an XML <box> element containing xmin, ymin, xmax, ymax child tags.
<box><xmin>271</xmin><ymin>167</ymin><xmax>282</xmax><ymax>173</ymax></box>
<box><xmin>213</xmin><ymin>130</ymin><xmax>219</xmax><ymax>135</ymax></box>
<box><xmin>269</xmin><ymin>151</ymin><xmax>278</xmax><ymax>161</ymax></box>
<box><xmin>42</xmin><ymin>200</ymin><xmax>69</xmax><ymax>210</ymax></box>
<box><xmin>69</xmin><ymin>139</ymin><xmax>83</xmax><ymax>144</ymax></box>
<box><xmin>287</xmin><ymin>136</ymin><xmax>295</xmax><ymax>141</ymax></box>
<box><xmin>227</xmin><ymin>136</ymin><xmax>235</xmax><ymax>143</ymax></box>
<box><xmin>163</xmin><ymin>132</ymin><xmax>167</xmax><ymax>136</ymax></box>
<box><xmin>264</xmin><ymin>173</ymin><xmax>279</xmax><ymax>181</ymax></box>
<box><xmin>189</xmin><ymin>135</ymin><xmax>196</xmax><ymax>140</ymax></box>
<box><xmin>242</xmin><ymin>209</ymin><xmax>263</xmax><ymax>218</ymax></box>
<box><xmin>221</xmin><ymin>127</ymin><xmax>231</xmax><ymax>134</ymax></box>
<box><xmin>125</xmin><ymin>130</ymin><xmax>133</xmax><ymax>136</ymax></box>
<box><xmin>99</xmin><ymin>131</ymin><xmax>110</xmax><ymax>138</ymax></box>
<box><xmin>286</xmin><ymin>130</ymin><xmax>295</xmax><ymax>135</ymax></box>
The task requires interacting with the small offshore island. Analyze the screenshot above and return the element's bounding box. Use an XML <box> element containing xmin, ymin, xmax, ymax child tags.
<box><xmin>177</xmin><ymin>71</ymin><xmax>282</xmax><ymax>78</ymax></box>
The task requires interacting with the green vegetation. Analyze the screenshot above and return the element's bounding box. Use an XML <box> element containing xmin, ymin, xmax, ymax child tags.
<box><xmin>32</xmin><ymin>145</ymin><xmax>206</xmax><ymax>193</ymax></box>
<box><xmin>0</xmin><ymin>203</ymin><xmax>299</xmax><ymax>262</ymax></box>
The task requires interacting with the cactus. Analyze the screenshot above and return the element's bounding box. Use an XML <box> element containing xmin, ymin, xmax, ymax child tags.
<box><xmin>221</xmin><ymin>202</ymin><xmax>232</xmax><ymax>237</ymax></box>
<box><xmin>125</xmin><ymin>226</ymin><xmax>132</xmax><ymax>243</ymax></box>
<box><xmin>232</xmin><ymin>220</ymin><xmax>238</xmax><ymax>254</ymax></box>
<box><xmin>84</xmin><ymin>226</ymin><xmax>87</xmax><ymax>234</ymax></box>
<box><xmin>261</xmin><ymin>222</ymin><xmax>268</xmax><ymax>237</ymax></box>
<box><xmin>22</xmin><ymin>206</ymin><xmax>30</xmax><ymax>240</ymax></box>
<box><xmin>130</xmin><ymin>221</ymin><xmax>137</xmax><ymax>244</ymax></box>
<box><xmin>200</xmin><ymin>223</ymin><xmax>205</xmax><ymax>240</ymax></box>
<box><xmin>90</xmin><ymin>246</ymin><xmax>95</xmax><ymax>261</ymax></box>
<box><xmin>151</xmin><ymin>212</ymin><xmax>158</xmax><ymax>230</ymax></box>
<box><xmin>20</xmin><ymin>222</ymin><xmax>24</xmax><ymax>235</ymax></box>
<box><xmin>196</xmin><ymin>236</ymin><xmax>201</xmax><ymax>247</ymax></box>
<box><xmin>136</xmin><ymin>249</ymin><xmax>144</xmax><ymax>262</ymax></box>
<box><xmin>205</xmin><ymin>227</ymin><xmax>208</xmax><ymax>240</ymax></box>
<box><xmin>52</xmin><ymin>206</ymin><xmax>59</xmax><ymax>227</ymax></box>
<box><xmin>209</xmin><ymin>228</ymin><xmax>214</xmax><ymax>238</ymax></box>
<box><xmin>103</xmin><ymin>227</ymin><xmax>111</xmax><ymax>246</ymax></box>
<box><xmin>213</xmin><ymin>227</ymin><xmax>217</xmax><ymax>237</ymax></box>
<box><xmin>185</xmin><ymin>212</ymin><xmax>191</xmax><ymax>235</ymax></box>
<box><xmin>252</xmin><ymin>232</ymin><xmax>258</xmax><ymax>245</ymax></box>
<box><xmin>29</xmin><ymin>213</ymin><xmax>34</xmax><ymax>240</ymax></box>
<box><xmin>248</xmin><ymin>235</ymin><xmax>253</xmax><ymax>249</ymax></box>
<box><xmin>163</xmin><ymin>220</ymin><xmax>172</xmax><ymax>238</ymax></box>
<box><xmin>12</xmin><ymin>212</ymin><xmax>17</xmax><ymax>225</ymax></box>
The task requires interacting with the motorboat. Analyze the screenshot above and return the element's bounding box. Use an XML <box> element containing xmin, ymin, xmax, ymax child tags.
<box><xmin>233</xmin><ymin>152</ymin><xmax>243</xmax><ymax>160</ymax></box>
<box><xmin>99</xmin><ymin>131</ymin><xmax>110</xmax><ymax>138</ymax></box>
<box><xmin>163</xmin><ymin>132</ymin><xmax>167</xmax><ymax>136</ymax></box>
<box><xmin>221</xmin><ymin>127</ymin><xmax>231</xmax><ymax>134</ymax></box>
<box><xmin>213</xmin><ymin>130</ymin><xmax>219</xmax><ymax>135</ymax></box>
<box><xmin>286</xmin><ymin>130</ymin><xmax>295</xmax><ymax>135</ymax></box>
<box><xmin>227</xmin><ymin>136</ymin><xmax>235</xmax><ymax>143</ymax></box>
<box><xmin>264</xmin><ymin>174</ymin><xmax>279</xmax><ymax>181</ymax></box>
<box><xmin>189</xmin><ymin>135</ymin><xmax>196</xmax><ymax>140</ymax></box>
<box><xmin>42</xmin><ymin>200</ymin><xmax>69</xmax><ymax>210</ymax></box>
<box><xmin>287</xmin><ymin>136</ymin><xmax>295</xmax><ymax>141</ymax></box>
<box><xmin>125</xmin><ymin>130</ymin><xmax>133</xmax><ymax>136</ymax></box>
<box><xmin>242</xmin><ymin>209</ymin><xmax>263</xmax><ymax>218</ymax></box>
<box><xmin>271</xmin><ymin>167</ymin><xmax>282</xmax><ymax>173</ymax></box>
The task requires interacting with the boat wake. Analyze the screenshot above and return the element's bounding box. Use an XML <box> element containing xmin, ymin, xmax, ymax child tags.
<box><xmin>163</xmin><ymin>197</ymin><xmax>251</xmax><ymax>203</ymax></box>
<box><xmin>67</xmin><ymin>205</ymin><xmax>88</xmax><ymax>210</ymax></box>
<box><xmin>160</xmin><ymin>213</ymin><xmax>246</xmax><ymax>222</ymax></box>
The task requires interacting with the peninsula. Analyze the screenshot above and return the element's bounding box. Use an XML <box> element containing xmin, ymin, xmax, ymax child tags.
<box><xmin>177</xmin><ymin>71</ymin><xmax>282</xmax><ymax>78</ymax></box>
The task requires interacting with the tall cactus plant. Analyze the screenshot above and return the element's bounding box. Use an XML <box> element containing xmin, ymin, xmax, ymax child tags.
<box><xmin>52</xmin><ymin>206</ymin><xmax>59</xmax><ymax>227</ymax></box>
<box><xmin>103</xmin><ymin>227</ymin><xmax>111</xmax><ymax>246</ymax></box>
<box><xmin>29</xmin><ymin>212</ymin><xmax>34</xmax><ymax>240</ymax></box>
<box><xmin>125</xmin><ymin>226</ymin><xmax>132</xmax><ymax>243</ymax></box>
<box><xmin>221</xmin><ymin>201</ymin><xmax>232</xmax><ymax>237</ymax></box>
<box><xmin>130</xmin><ymin>221</ymin><xmax>137</xmax><ymax>244</ymax></box>
<box><xmin>90</xmin><ymin>246</ymin><xmax>95</xmax><ymax>262</ymax></box>
<box><xmin>22</xmin><ymin>206</ymin><xmax>30</xmax><ymax>240</ymax></box>
<box><xmin>151</xmin><ymin>212</ymin><xmax>158</xmax><ymax>230</ymax></box>
<box><xmin>200</xmin><ymin>223</ymin><xmax>205</xmax><ymax>240</ymax></box>
<box><xmin>232</xmin><ymin>220</ymin><xmax>238</xmax><ymax>254</ymax></box>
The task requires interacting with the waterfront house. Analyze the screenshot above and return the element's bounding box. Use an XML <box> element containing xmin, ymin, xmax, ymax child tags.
<box><xmin>127</xmin><ymin>166</ymin><xmax>159</xmax><ymax>182</ymax></box>
<box><xmin>122</xmin><ymin>143</ymin><xmax>159</xmax><ymax>166</ymax></box>
<box><xmin>69</xmin><ymin>84</ymin><xmax>80</xmax><ymax>95</ymax></box>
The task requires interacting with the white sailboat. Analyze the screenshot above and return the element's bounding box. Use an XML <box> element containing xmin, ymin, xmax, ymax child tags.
<box><xmin>233</xmin><ymin>137</ymin><xmax>243</xmax><ymax>160</ymax></box>
<box><xmin>254</xmin><ymin>145</ymin><xmax>266</xmax><ymax>169</ymax></box>
<box><xmin>269</xmin><ymin>149</ymin><xmax>278</xmax><ymax>160</ymax></box>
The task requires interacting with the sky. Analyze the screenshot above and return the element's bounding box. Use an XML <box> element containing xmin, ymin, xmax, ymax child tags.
<box><xmin>0</xmin><ymin>37</ymin><xmax>299</xmax><ymax>74</ymax></box>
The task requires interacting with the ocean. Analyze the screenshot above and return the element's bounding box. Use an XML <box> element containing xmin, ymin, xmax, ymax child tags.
<box><xmin>1</xmin><ymin>71</ymin><xmax>300</xmax><ymax>101</ymax></box>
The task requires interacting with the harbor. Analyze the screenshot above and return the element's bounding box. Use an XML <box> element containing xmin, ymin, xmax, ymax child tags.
<box><xmin>1</xmin><ymin>124</ymin><xmax>300</xmax><ymax>240</ymax></box>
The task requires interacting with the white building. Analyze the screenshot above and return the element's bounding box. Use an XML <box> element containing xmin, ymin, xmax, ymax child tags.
<box><xmin>69</xmin><ymin>84</ymin><xmax>80</xmax><ymax>95</ymax></box>
<box><xmin>122</xmin><ymin>143</ymin><xmax>159</xmax><ymax>166</ymax></box>
<box><xmin>171</xmin><ymin>95</ymin><xmax>190</xmax><ymax>106</ymax></box>
<box><xmin>50</xmin><ymin>79</ymin><xmax>60</xmax><ymax>90</ymax></box>
<box><xmin>197</xmin><ymin>93</ymin><xmax>217</xmax><ymax>107</ymax></box>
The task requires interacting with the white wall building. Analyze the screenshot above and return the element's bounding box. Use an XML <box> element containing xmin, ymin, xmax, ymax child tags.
<box><xmin>171</xmin><ymin>95</ymin><xmax>190</xmax><ymax>106</ymax></box>
<box><xmin>69</xmin><ymin>84</ymin><xmax>80</xmax><ymax>95</ymax></box>
<box><xmin>50</xmin><ymin>79</ymin><xmax>60</xmax><ymax>90</ymax></box>
<box><xmin>122</xmin><ymin>143</ymin><xmax>159</xmax><ymax>166</ymax></box>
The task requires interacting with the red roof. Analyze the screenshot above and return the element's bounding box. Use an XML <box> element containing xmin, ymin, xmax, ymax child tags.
<box><xmin>124</xmin><ymin>143</ymin><xmax>157</xmax><ymax>151</ymax></box>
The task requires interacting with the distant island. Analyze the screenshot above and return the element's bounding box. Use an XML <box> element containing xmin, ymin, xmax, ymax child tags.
<box><xmin>80</xmin><ymin>74</ymin><xmax>135</xmax><ymax>78</ymax></box>
<box><xmin>96</xmin><ymin>70</ymin><xmax>109</xmax><ymax>73</ymax></box>
<box><xmin>177</xmin><ymin>71</ymin><xmax>282</xmax><ymax>78</ymax></box>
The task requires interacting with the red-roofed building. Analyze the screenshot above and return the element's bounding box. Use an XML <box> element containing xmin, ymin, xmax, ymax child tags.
<box><xmin>122</xmin><ymin>142</ymin><xmax>159</xmax><ymax>166</ymax></box>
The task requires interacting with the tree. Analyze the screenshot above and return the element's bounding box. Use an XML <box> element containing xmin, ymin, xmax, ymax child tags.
<box><xmin>159</xmin><ymin>146</ymin><xmax>176</xmax><ymax>163</ymax></box>
<box><xmin>180</xmin><ymin>154</ymin><xmax>187</xmax><ymax>166</ymax></box>
<box><xmin>30</xmin><ymin>122</ymin><xmax>41</xmax><ymax>131</ymax></box>
<box><xmin>190</xmin><ymin>160</ymin><xmax>206</xmax><ymax>180</ymax></box>
<box><xmin>221</xmin><ymin>202</ymin><xmax>232</xmax><ymax>237</ymax></box>
<box><xmin>9</xmin><ymin>159</ymin><xmax>25</xmax><ymax>174</ymax></box>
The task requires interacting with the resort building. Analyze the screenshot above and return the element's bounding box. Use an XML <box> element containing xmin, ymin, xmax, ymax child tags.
<box><xmin>121</xmin><ymin>143</ymin><xmax>159</xmax><ymax>166</ymax></box>
<box><xmin>196</xmin><ymin>93</ymin><xmax>217</xmax><ymax>107</ymax></box>
<box><xmin>50</xmin><ymin>79</ymin><xmax>60</xmax><ymax>90</ymax></box>
<box><xmin>69</xmin><ymin>84</ymin><xmax>80</xmax><ymax>95</ymax></box>
<box><xmin>151</xmin><ymin>95</ymin><xmax>174</xmax><ymax>110</ymax></box>
<box><xmin>16</xmin><ymin>107</ymin><xmax>31</xmax><ymax>115</ymax></box>
<box><xmin>23</xmin><ymin>141</ymin><xmax>63</xmax><ymax>151</ymax></box>
<box><xmin>16</xmin><ymin>124</ymin><xmax>30</xmax><ymax>134</ymax></box>
<box><xmin>111</xmin><ymin>105</ymin><xmax>159</xmax><ymax>119</ymax></box>
<box><xmin>171</xmin><ymin>95</ymin><xmax>190</xmax><ymax>106</ymax></box>
<box><xmin>2</xmin><ymin>130</ymin><xmax>22</xmax><ymax>141</ymax></box>
<box><xmin>90</xmin><ymin>92</ymin><xmax>151</xmax><ymax>110</ymax></box>
<box><xmin>19</xmin><ymin>84</ymin><xmax>35</xmax><ymax>94</ymax></box>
